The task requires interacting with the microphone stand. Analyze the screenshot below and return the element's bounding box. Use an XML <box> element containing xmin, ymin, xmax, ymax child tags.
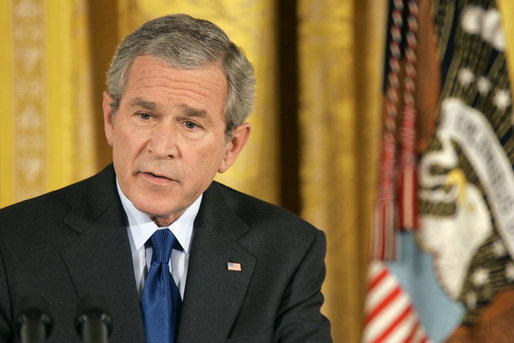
<box><xmin>15</xmin><ymin>296</ymin><xmax>53</xmax><ymax>343</ymax></box>
<box><xmin>75</xmin><ymin>295</ymin><xmax>112</xmax><ymax>343</ymax></box>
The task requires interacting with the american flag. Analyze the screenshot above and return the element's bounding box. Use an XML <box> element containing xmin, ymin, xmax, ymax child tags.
<box><xmin>363</xmin><ymin>261</ymin><xmax>431</xmax><ymax>342</ymax></box>
<box><xmin>227</xmin><ymin>262</ymin><xmax>241</xmax><ymax>271</ymax></box>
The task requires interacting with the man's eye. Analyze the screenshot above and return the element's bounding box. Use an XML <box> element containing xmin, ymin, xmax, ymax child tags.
<box><xmin>139</xmin><ymin>113</ymin><xmax>151</xmax><ymax>120</ymax></box>
<box><xmin>184</xmin><ymin>121</ymin><xmax>197</xmax><ymax>129</ymax></box>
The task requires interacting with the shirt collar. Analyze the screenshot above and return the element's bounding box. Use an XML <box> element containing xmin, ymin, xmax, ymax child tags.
<box><xmin>116</xmin><ymin>179</ymin><xmax>201</xmax><ymax>256</ymax></box>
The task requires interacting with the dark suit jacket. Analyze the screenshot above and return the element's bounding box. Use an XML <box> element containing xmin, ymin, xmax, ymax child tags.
<box><xmin>0</xmin><ymin>165</ymin><xmax>331</xmax><ymax>342</ymax></box>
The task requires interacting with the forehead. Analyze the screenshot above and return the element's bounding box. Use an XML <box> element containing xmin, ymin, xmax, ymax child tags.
<box><xmin>122</xmin><ymin>55</ymin><xmax>227</xmax><ymax>112</ymax></box>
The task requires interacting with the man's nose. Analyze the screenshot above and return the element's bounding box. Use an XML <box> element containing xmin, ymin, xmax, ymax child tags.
<box><xmin>148</xmin><ymin>122</ymin><xmax>180</xmax><ymax>159</ymax></box>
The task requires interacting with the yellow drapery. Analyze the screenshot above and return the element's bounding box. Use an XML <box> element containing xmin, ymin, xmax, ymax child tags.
<box><xmin>0</xmin><ymin>0</ymin><xmax>97</xmax><ymax>207</ymax></box>
<box><xmin>298</xmin><ymin>1</ymin><xmax>387</xmax><ymax>341</ymax></box>
<box><xmin>0</xmin><ymin>0</ymin><xmax>13</xmax><ymax>205</ymax></box>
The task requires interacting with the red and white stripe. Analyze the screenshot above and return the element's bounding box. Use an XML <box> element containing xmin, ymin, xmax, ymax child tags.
<box><xmin>363</xmin><ymin>261</ymin><xmax>431</xmax><ymax>343</ymax></box>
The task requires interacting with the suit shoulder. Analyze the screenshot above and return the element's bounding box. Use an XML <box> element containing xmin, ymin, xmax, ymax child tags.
<box><xmin>211</xmin><ymin>182</ymin><xmax>322</xmax><ymax>239</ymax></box>
<box><xmin>0</xmin><ymin>179</ymin><xmax>86</xmax><ymax>218</ymax></box>
<box><xmin>0</xmin><ymin>166</ymin><xmax>114</xmax><ymax>232</ymax></box>
<box><xmin>0</xmin><ymin>165</ymin><xmax>115</xmax><ymax>216</ymax></box>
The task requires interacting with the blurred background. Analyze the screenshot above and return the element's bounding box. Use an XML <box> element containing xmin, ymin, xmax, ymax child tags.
<box><xmin>1</xmin><ymin>0</ymin><xmax>514</xmax><ymax>342</ymax></box>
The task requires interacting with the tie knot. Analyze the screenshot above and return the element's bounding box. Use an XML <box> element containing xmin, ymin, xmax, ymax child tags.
<box><xmin>150</xmin><ymin>229</ymin><xmax>180</xmax><ymax>263</ymax></box>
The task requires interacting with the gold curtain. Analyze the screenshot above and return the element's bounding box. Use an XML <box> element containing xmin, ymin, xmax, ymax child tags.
<box><xmin>0</xmin><ymin>0</ymin><xmax>13</xmax><ymax>205</ymax></box>
<box><xmin>0</xmin><ymin>0</ymin><xmax>97</xmax><ymax>207</ymax></box>
<box><xmin>298</xmin><ymin>1</ymin><xmax>387</xmax><ymax>342</ymax></box>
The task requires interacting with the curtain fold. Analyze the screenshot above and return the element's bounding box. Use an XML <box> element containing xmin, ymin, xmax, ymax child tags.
<box><xmin>45</xmin><ymin>0</ymin><xmax>97</xmax><ymax>188</ymax></box>
<box><xmin>298</xmin><ymin>1</ymin><xmax>387</xmax><ymax>341</ymax></box>
<box><xmin>0</xmin><ymin>0</ymin><xmax>13</xmax><ymax>206</ymax></box>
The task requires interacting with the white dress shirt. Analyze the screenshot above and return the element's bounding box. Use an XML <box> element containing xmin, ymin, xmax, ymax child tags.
<box><xmin>116</xmin><ymin>180</ymin><xmax>201</xmax><ymax>299</ymax></box>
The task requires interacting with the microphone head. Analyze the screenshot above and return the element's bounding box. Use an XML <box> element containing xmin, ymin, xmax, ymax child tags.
<box><xmin>75</xmin><ymin>294</ymin><xmax>113</xmax><ymax>337</ymax></box>
<box><xmin>14</xmin><ymin>295</ymin><xmax>53</xmax><ymax>339</ymax></box>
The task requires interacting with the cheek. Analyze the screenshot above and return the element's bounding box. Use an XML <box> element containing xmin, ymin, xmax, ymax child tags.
<box><xmin>114</xmin><ymin>127</ymin><xmax>147</xmax><ymax>156</ymax></box>
<box><xmin>207</xmin><ymin>146</ymin><xmax>229</xmax><ymax>172</ymax></box>
<box><xmin>186</xmin><ymin>144</ymin><xmax>226</xmax><ymax>173</ymax></box>
<box><xmin>112</xmin><ymin>131</ymin><xmax>138</xmax><ymax>174</ymax></box>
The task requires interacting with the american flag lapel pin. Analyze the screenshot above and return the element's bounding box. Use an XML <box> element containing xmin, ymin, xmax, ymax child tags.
<box><xmin>227</xmin><ymin>262</ymin><xmax>242</xmax><ymax>271</ymax></box>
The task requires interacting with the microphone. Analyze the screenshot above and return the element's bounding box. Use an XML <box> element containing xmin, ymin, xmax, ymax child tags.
<box><xmin>75</xmin><ymin>295</ymin><xmax>112</xmax><ymax>343</ymax></box>
<box><xmin>14</xmin><ymin>295</ymin><xmax>53</xmax><ymax>343</ymax></box>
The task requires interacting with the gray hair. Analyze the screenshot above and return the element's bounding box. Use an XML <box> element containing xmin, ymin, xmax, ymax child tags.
<box><xmin>106</xmin><ymin>14</ymin><xmax>255</xmax><ymax>135</ymax></box>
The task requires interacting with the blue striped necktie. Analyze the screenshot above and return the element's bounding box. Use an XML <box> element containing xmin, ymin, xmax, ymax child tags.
<box><xmin>141</xmin><ymin>229</ymin><xmax>182</xmax><ymax>343</ymax></box>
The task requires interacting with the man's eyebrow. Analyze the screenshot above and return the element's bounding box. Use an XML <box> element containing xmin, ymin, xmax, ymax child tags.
<box><xmin>129</xmin><ymin>97</ymin><xmax>158</xmax><ymax>110</ymax></box>
<box><xmin>180</xmin><ymin>105</ymin><xmax>207</xmax><ymax>118</ymax></box>
<box><xmin>128</xmin><ymin>99</ymin><xmax>210</xmax><ymax>119</ymax></box>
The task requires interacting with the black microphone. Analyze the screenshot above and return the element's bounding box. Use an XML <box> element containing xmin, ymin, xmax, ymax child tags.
<box><xmin>14</xmin><ymin>295</ymin><xmax>53</xmax><ymax>343</ymax></box>
<box><xmin>75</xmin><ymin>295</ymin><xmax>112</xmax><ymax>343</ymax></box>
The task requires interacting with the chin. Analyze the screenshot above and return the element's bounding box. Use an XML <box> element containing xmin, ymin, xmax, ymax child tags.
<box><xmin>130</xmin><ymin>197</ymin><xmax>168</xmax><ymax>216</ymax></box>
<box><xmin>141</xmin><ymin>205</ymin><xmax>173</xmax><ymax>218</ymax></box>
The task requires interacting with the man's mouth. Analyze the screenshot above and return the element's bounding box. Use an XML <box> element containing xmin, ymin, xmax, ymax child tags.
<box><xmin>141</xmin><ymin>171</ymin><xmax>175</xmax><ymax>184</ymax></box>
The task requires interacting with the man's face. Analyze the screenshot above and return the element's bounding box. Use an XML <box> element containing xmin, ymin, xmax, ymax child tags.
<box><xmin>103</xmin><ymin>55</ymin><xmax>249</xmax><ymax>223</ymax></box>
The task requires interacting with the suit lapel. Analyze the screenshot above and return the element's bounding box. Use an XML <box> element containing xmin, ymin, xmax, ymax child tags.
<box><xmin>177</xmin><ymin>183</ymin><xmax>256</xmax><ymax>342</ymax></box>
<box><xmin>59</xmin><ymin>165</ymin><xmax>145</xmax><ymax>341</ymax></box>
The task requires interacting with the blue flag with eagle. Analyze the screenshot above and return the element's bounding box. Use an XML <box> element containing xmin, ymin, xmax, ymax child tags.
<box><xmin>417</xmin><ymin>0</ymin><xmax>514</xmax><ymax>340</ymax></box>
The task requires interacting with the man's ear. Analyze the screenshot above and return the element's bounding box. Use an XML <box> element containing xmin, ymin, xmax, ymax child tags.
<box><xmin>103</xmin><ymin>91</ymin><xmax>115</xmax><ymax>146</ymax></box>
<box><xmin>218</xmin><ymin>123</ymin><xmax>251</xmax><ymax>173</ymax></box>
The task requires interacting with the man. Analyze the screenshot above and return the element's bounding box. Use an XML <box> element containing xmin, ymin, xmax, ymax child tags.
<box><xmin>0</xmin><ymin>14</ymin><xmax>332</xmax><ymax>342</ymax></box>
